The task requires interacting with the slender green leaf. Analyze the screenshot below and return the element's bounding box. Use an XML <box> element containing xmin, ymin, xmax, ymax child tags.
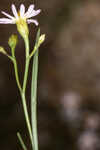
<box><xmin>31</xmin><ymin>28</ymin><xmax>40</xmax><ymax>150</ymax></box>
<box><xmin>17</xmin><ymin>132</ymin><xmax>27</xmax><ymax>150</ymax></box>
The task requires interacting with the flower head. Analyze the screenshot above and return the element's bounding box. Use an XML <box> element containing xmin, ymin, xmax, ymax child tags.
<box><xmin>0</xmin><ymin>4</ymin><xmax>41</xmax><ymax>26</ymax></box>
<box><xmin>0</xmin><ymin>4</ymin><xmax>41</xmax><ymax>39</ymax></box>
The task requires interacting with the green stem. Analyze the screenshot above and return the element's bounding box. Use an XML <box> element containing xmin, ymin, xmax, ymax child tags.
<box><xmin>11</xmin><ymin>47</ymin><xmax>22</xmax><ymax>92</ymax></box>
<box><xmin>23</xmin><ymin>37</ymin><xmax>30</xmax><ymax>93</ymax></box>
<box><xmin>12</xmin><ymin>54</ymin><xmax>32</xmax><ymax>149</ymax></box>
<box><xmin>21</xmin><ymin>36</ymin><xmax>34</xmax><ymax>149</ymax></box>
<box><xmin>29</xmin><ymin>44</ymin><xmax>38</xmax><ymax>59</ymax></box>
<box><xmin>21</xmin><ymin>92</ymin><xmax>33</xmax><ymax>145</ymax></box>
<box><xmin>13</xmin><ymin>58</ymin><xmax>22</xmax><ymax>92</ymax></box>
<box><xmin>17</xmin><ymin>132</ymin><xmax>27</xmax><ymax>150</ymax></box>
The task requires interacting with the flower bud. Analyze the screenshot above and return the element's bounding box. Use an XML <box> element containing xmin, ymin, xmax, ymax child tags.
<box><xmin>0</xmin><ymin>46</ymin><xmax>7</xmax><ymax>55</ymax></box>
<box><xmin>8</xmin><ymin>34</ymin><xmax>18</xmax><ymax>49</ymax></box>
<box><xmin>38</xmin><ymin>34</ymin><xmax>45</xmax><ymax>45</ymax></box>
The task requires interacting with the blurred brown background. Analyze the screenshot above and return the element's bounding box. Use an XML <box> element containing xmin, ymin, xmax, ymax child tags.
<box><xmin>0</xmin><ymin>0</ymin><xmax>100</xmax><ymax>150</ymax></box>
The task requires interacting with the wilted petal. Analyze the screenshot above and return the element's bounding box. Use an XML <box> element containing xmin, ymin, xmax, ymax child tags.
<box><xmin>0</xmin><ymin>18</ymin><xmax>14</xmax><ymax>24</ymax></box>
<box><xmin>20</xmin><ymin>4</ymin><xmax>25</xmax><ymax>17</ymax></box>
<box><xmin>1</xmin><ymin>11</ymin><xmax>14</xmax><ymax>19</ymax></box>
<box><xmin>11</xmin><ymin>4</ymin><xmax>18</xmax><ymax>19</ymax></box>
<box><xmin>27</xmin><ymin>19</ymin><xmax>38</xmax><ymax>26</ymax></box>
<box><xmin>24</xmin><ymin>4</ymin><xmax>35</xmax><ymax>18</ymax></box>
<box><xmin>27</xmin><ymin>9</ymin><xmax>41</xmax><ymax>18</ymax></box>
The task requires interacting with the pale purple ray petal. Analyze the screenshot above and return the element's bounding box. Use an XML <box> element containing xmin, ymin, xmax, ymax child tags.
<box><xmin>0</xmin><ymin>18</ymin><xmax>14</xmax><ymax>24</ymax></box>
<box><xmin>11</xmin><ymin>4</ymin><xmax>18</xmax><ymax>19</ymax></box>
<box><xmin>20</xmin><ymin>4</ymin><xmax>25</xmax><ymax>17</ymax></box>
<box><xmin>26</xmin><ymin>9</ymin><xmax>41</xmax><ymax>18</ymax></box>
<box><xmin>1</xmin><ymin>11</ymin><xmax>14</xmax><ymax>19</ymax></box>
<box><xmin>24</xmin><ymin>4</ymin><xmax>35</xmax><ymax>18</ymax></box>
<box><xmin>27</xmin><ymin>19</ymin><xmax>38</xmax><ymax>26</ymax></box>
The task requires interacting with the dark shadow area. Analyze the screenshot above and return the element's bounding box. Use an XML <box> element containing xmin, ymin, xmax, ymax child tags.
<box><xmin>0</xmin><ymin>0</ymin><xmax>100</xmax><ymax>150</ymax></box>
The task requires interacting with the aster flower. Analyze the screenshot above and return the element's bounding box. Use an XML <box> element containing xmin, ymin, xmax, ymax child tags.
<box><xmin>0</xmin><ymin>4</ymin><xmax>41</xmax><ymax>39</ymax></box>
<box><xmin>0</xmin><ymin>4</ymin><xmax>41</xmax><ymax>26</ymax></box>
